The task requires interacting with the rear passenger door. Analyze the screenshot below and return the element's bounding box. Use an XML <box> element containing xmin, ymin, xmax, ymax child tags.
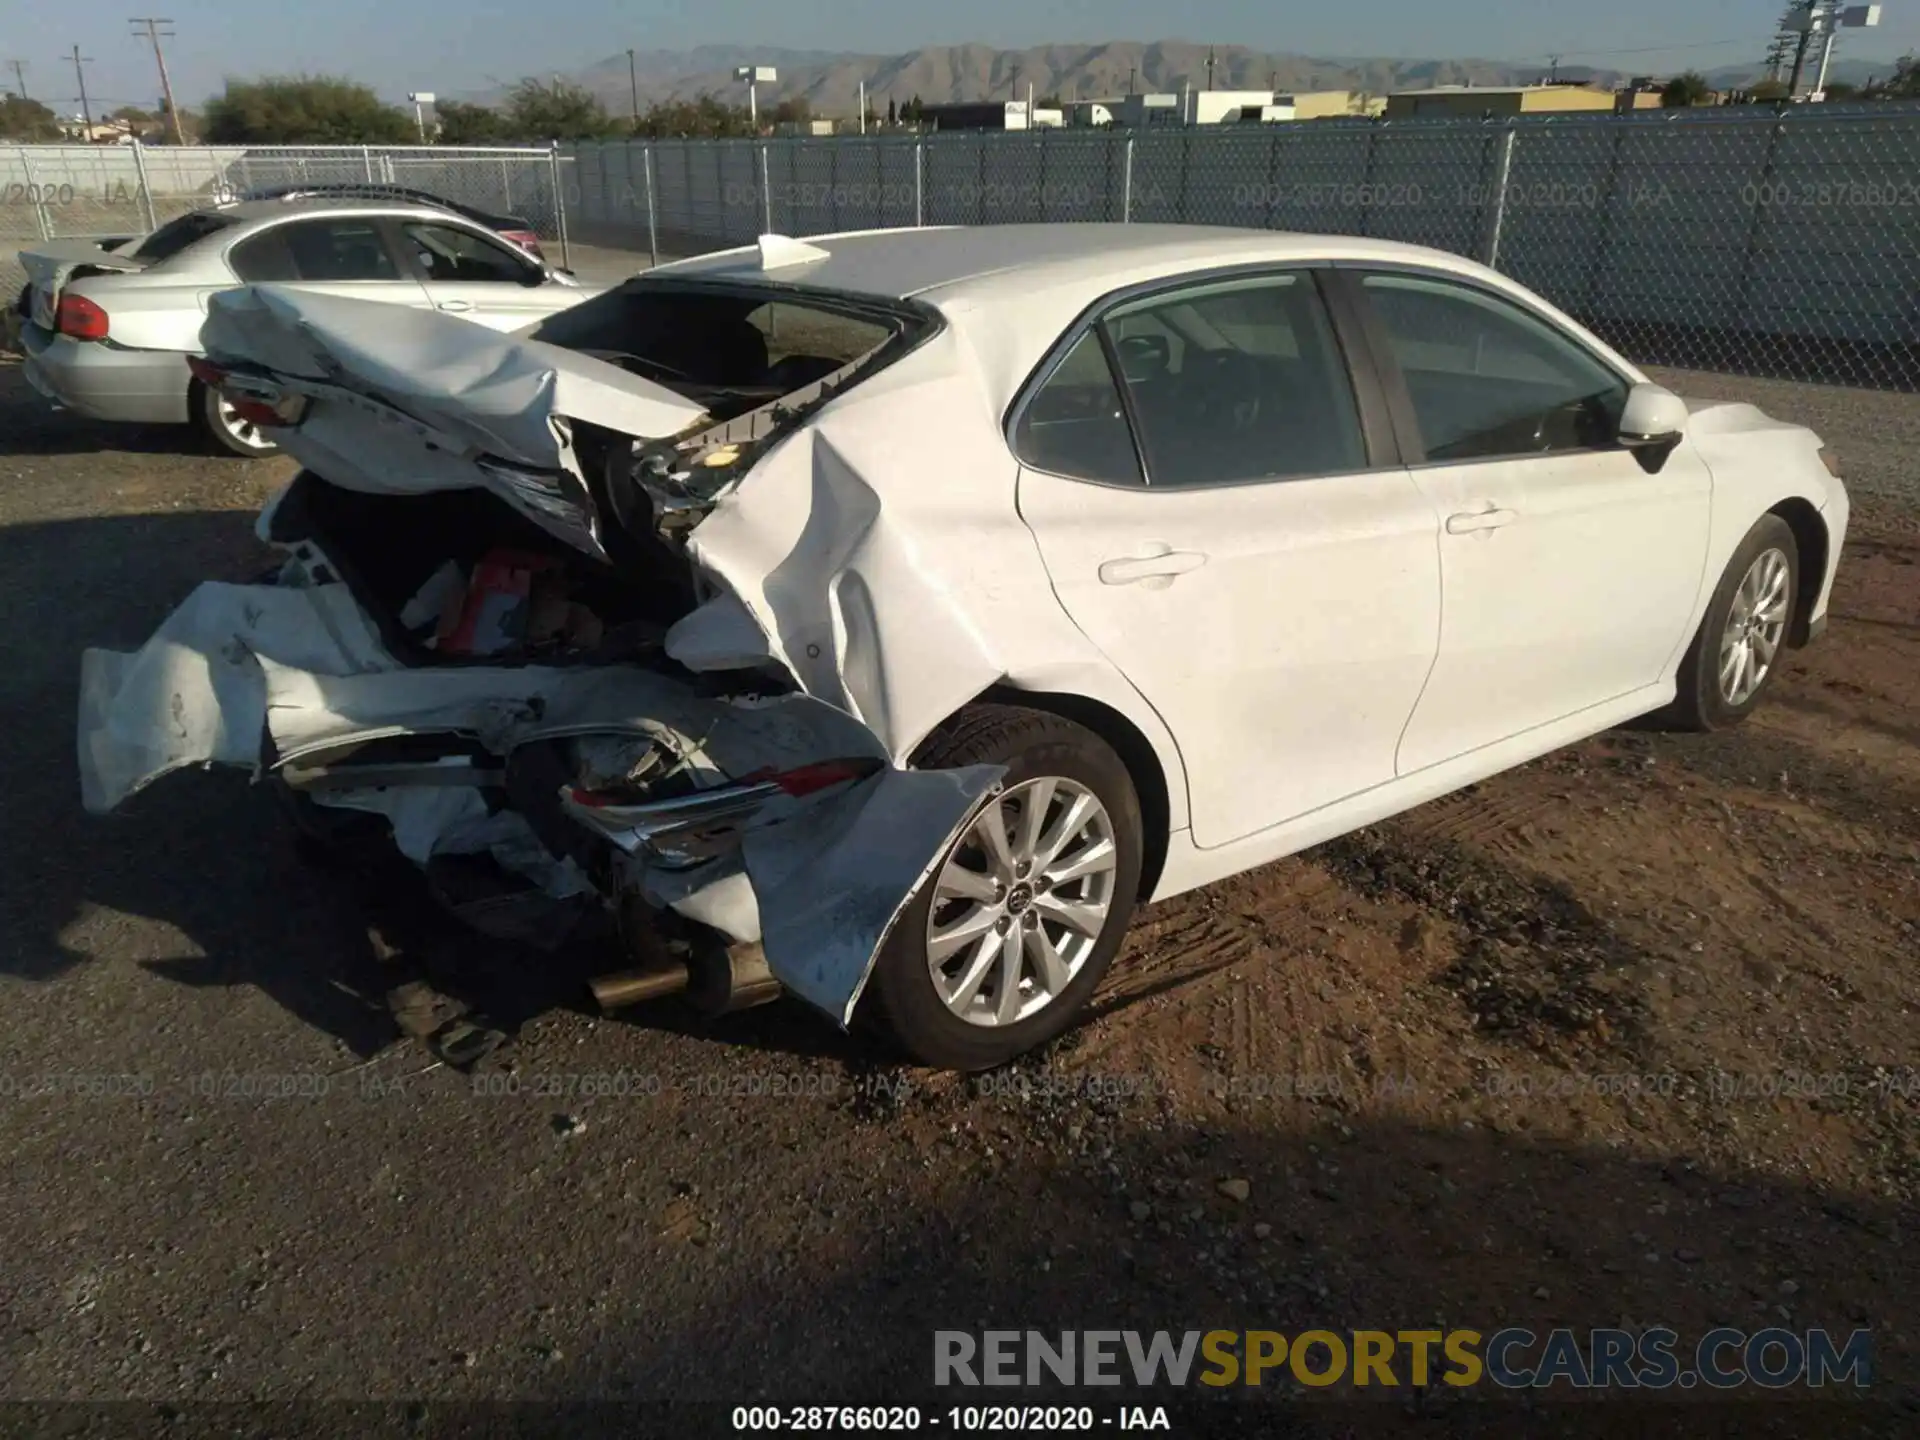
<box><xmin>1013</xmin><ymin>269</ymin><xmax>1443</xmax><ymax>850</ymax></box>
<box><xmin>395</xmin><ymin>220</ymin><xmax>567</xmax><ymax>330</ymax></box>
<box><xmin>228</xmin><ymin>217</ymin><xmax>431</xmax><ymax>311</ymax></box>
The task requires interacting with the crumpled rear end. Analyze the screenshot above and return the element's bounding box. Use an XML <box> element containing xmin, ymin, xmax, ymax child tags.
<box><xmin>77</xmin><ymin>570</ymin><xmax>1000</xmax><ymax>1025</ymax></box>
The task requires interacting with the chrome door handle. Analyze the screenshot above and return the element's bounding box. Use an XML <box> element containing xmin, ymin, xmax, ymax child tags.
<box><xmin>436</xmin><ymin>299</ymin><xmax>476</xmax><ymax>313</ymax></box>
<box><xmin>1098</xmin><ymin>543</ymin><xmax>1209</xmax><ymax>589</ymax></box>
<box><xmin>1446</xmin><ymin>507</ymin><xmax>1518</xmax><ymax>535</ymax></box>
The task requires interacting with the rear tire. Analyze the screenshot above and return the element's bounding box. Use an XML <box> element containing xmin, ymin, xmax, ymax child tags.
<box><xmin>1663</xmin><ymin>514</ymin><xmax>1799</xmax><ymax>732</ymax></box>
<box><xmin>191</xmin><ymin>379</ymin><xmax>282</xmax><ymax>459</ymax></box>
<box><xmin>860</xmin><ymin>705</ymin><xmax>1143</xmax><ymax>1072</ymax></box>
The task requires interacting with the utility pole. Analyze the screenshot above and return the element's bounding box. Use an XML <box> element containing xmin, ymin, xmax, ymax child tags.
<box><xmin>627</xmin><ymin>48</ymin><xmax>639</xmax><ymax>131</ymax></box>
<box><xmin>1009</xmin><ymin>62</ymin><xmax>1021</xmax><ymax>101</ymax></box>
<box><xmin>1205</xmin><ymin>47</ymin><xmax>1217</xmax><ymax>91</ymax></box>
<box><xmin>5</xmin><ymin>59</ymin><xmax>28</xmax><ymax>100</ymax></box>
<box><xmin>1786</xmin><ymin>2</ymin><xmax>1819</xmax><ymax>96</ymax></box>
<box><xmin>130</xmin><ymin>18</ymin><xmax>184</xmax><ymax>144</ymax></box>
<box><xmin>68</xmin><ymin>44</ymin><xmax>95</xmax><ymax>134</ymax></box>
<box><xmin>1128</xmin><ymin>64</ymin><xmax>1138</xmax><ymax>95</ymax></box>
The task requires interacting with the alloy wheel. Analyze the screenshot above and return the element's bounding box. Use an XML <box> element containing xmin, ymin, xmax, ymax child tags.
<box><xmin>1718</xmin><ymin>547</ymin><xmax>1791</xmax><ymax>707</ymax></box>
<box><xmin>925</xmin><ymin>776</ymin><xmax>1119</xmax><ymax>1028</ymax></box>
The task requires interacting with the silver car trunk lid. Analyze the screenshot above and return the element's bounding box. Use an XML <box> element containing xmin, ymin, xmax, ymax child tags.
<box><xmin>17</xmin><ymin>238</ymin><xmax>150</xmax><ymax>328</ymax></box>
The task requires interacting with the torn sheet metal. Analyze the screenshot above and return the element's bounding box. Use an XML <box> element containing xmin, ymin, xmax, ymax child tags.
<box><xmin>78</xmin><ymin>579</ymin><xmax>1001</xmax><ymax>1023</ymax></box>
<box><xmin>743</xmin><ymin>765</ymin><xmax>1002</xmax><ymax>1023</ymax></box>
<box><xmin>669</xmin><ymin>419</ymin><xmax>1010</xmax><ymax>760</ymax></box>
<box><xmin>78</xmin><ymin>581</ymin><xmax>396</xmax><ymax>813</ymax></box>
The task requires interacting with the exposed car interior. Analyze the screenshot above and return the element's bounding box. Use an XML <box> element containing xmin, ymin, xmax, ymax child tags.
<box><xmin>525</xmin><ymin>281</ymin><xmax>907</xmax><ymax>424</ymax></box>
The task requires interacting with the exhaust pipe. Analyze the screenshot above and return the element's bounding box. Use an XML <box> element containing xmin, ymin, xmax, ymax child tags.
<box><xmin>583</xmin><ymin>898</ymin><xmax>779</xmax><ymax>1021</ymax></box>
<box><xmin>590</xmin><ymin>966</ymin><xmax>691</xmax><ymax>1009</ymax></box>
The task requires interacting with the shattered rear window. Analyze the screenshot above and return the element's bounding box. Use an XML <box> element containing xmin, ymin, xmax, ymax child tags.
<box><xmin>524</xmin><ymin>282</ymin><xmax>918</xmax><ymax>405</ymax></box>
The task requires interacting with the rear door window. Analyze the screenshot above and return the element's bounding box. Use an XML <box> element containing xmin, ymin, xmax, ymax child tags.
<box><xmin>235</xmin><ymin>219</ymin><xmax>404</xmax><ymax>283</ymax></box>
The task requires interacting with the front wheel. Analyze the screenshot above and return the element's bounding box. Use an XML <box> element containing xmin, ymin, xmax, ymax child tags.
<box><xmin>860</xmin><ymin>705</ymin><xmax>1144</xmax><ymax>1071</ymax></box>
<box><xmin>191</xmin><ymin>379</ymin><xmax>282</xmax><ymax>459</ymax></box>
<box><xmin>1665</xmin><ymin>514</ymin><xmax>1800</xmax><ymax>731</ymax></box>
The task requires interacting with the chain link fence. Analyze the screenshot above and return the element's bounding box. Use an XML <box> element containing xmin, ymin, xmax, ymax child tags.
<box><xmin>8</xmin><ymin>117</ymin><xmax>1920</xmax><ymax>389</ymax></box>
<box><xmin>1</xmin><ymin>144</ymin><xmax>562</xmax><ymax>298</ymax></box>
<box><xmin>566</xmin><ymin>109</ymin><xmax>1920</xmax><ymax>390</ymax></box>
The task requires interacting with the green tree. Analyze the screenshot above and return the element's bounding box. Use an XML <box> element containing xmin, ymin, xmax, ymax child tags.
<box><xmin>1660</xmin><ymin>71</ymin><xmax>1713</xmax><ymax>108</ymax></box>
<box><xmin>633</xmin><ymin>94</ymin><xmax>753</xmax><ymax>138</ymax></box>
<box><xmin>109</xmin><ymin>104</ymin><xmax>154</xmax><ymax>124</ymax></box>
<box><xmin>770</xmin><ymin>96</ymin><xmax>811</xmax><ymax>126</ymax></box>
<box><xmin>1745</xmin><ymin>77</ymin><xmax>1791</xmax><ymax>103</ymax></box>
<box><xmin>435</xmin><ymin>99</ymin><xmax>508</xmax><ymax>144</ymax></box>
<box><xmin>1822</xmin><ymin>80</ymin><xmax>1860</xmax><ymax>101</ymax></box>
<box><xmin>1864</xmin><ymin>56</ymin><xmax>1920</xmax><ymax>99</ymax></box>
<box><xmin>203</xmin><ymin>76</ymin><xmax>413</xmax><ymax>143</ymax></box>
<box><xmin>0</xmin><ymin>94</ymin><xmax>61</xmax><ymax>140</ymax></box>
<box><xmin>504</xmin><ymin>77</ymin><xmax>615</xmax><ymax>139</ymax></box>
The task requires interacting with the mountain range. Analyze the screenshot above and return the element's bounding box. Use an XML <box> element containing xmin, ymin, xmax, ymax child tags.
<box><xmin>479</xmin><ymin>40</ymin><xmax>1900</xmax><ymax>117</ymax></box>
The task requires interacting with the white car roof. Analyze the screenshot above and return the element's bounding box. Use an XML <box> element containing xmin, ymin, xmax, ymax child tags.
<box><xmin>655</xmin><ymin>223</ymin><xmax>1641</xmax><ymax>419</ymax></box>
<box><xmin>656</xmin><ymin>223</ymin><xmax>1495</xmax><ymax>305</ymax></box>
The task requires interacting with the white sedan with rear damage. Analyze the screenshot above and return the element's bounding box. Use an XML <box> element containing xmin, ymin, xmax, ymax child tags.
<box><xmin>77</xmin><ymin>224</ymin><xmax>1849</xmax><ymax>1071</ymax></box>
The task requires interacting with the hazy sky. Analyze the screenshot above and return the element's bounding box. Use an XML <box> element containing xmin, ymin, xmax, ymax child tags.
<box><xmin>7</xmin><ymin>0</ymin><xmax>1917</xmax><ymax>111</ymax></box>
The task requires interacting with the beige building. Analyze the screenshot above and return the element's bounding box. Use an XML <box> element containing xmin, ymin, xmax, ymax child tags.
<box><xmin>1278</xmin><ymin>90</ymin><xmax>1387</xmax><ymax>119</ymax></box>
<box><xmin>1384</xmin><ymin>84</ymin><xmax>1621</xmax><ymax>119</ymax></box>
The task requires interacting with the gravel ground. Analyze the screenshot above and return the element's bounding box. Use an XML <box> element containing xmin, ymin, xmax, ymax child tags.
<box><xmin>0</xmin><ymin>328</ymin><xmax>1916</xmax><ymax>1432</ymax></box>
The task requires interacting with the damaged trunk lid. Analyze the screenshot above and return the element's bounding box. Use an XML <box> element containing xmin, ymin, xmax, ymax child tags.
<box><xmin>199</xmin><ymin>287</ymin><xmax>713</xmax><ymax>562</ymax></box>
<box><xmin>19</xmin><ymin>238</ymin><xmax>150</xmax><ymax>330</ymax></box>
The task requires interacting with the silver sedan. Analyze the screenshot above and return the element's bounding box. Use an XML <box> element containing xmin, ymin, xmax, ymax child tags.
<box><xmin>15</xmin><ymin>197</ymin><xmax>601</xmax><ymax>456</ymax></box>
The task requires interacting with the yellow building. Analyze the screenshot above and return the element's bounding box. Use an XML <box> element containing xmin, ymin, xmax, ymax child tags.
<box><xmin>1277</xmin><ymin>90</ymin><xmax>1388</xmax><ymax>120</ymax></box>
<box><xmin>1384</xmin><ymin>84</ymin><xmax>1622</xmax><ymax>119</ymax></box>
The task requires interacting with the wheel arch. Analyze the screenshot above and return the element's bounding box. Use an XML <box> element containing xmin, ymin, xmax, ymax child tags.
<box><xmin>1768</xmin><ymin>497</ymin><xmax>1828</xmax><ymax>648</ymax></box>
<box><xmin>969</xmin><ymin>683</ymin><xmax>1174</xmax><ymax>903</ymax></box>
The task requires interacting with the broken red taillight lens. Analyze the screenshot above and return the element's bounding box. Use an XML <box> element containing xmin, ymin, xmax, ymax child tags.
<box><xmin>499</xmin><ymin>229</ymin><xmax>544</xmax><ymax>260</ymax></box>
<box><xmin>762</xmin><ymin>759</ymin><xmax>883</xmax><ymax>797</ymax></box>
<box><xmin>56</xmin><ymin>293</ymin><xmax>110</xmax><ymax>341</ymax></box>
<box><xmin>187</xmin><ymin>355</ymin><xmax>309</xmax><ymax>429</ymax></box>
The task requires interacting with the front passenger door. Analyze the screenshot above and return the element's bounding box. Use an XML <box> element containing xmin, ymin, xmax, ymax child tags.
<box><xmin>398</xmin><ymin>220</ymin><xmax>569</xmax><ymax>330</ymax></box>
<box><xmin>1351</xmin><ymin>270</ymin><xmax>1713</xmax><ymax>774</ymax></box>
<box><xmin>1015</xmin><ymin>270</ymin><xmax>1442</xmax><ymax>850</ymax></box>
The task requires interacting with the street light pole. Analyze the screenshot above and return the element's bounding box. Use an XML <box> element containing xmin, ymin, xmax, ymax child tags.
<box><xmin>735</xmin><ymin>65</ymin><xmax>776</xmax><ymax>132</ymax></box>
<box><xmin>627</xmin><ymin>48</ymin><xmax>639</xmax><ymax>131</ymax></box>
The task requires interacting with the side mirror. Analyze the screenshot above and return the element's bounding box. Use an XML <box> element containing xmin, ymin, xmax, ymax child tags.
<box><xmin>1618</xmin><ymin>382</ymin><xmax>1688</xmax><ymax>448</ymax></box>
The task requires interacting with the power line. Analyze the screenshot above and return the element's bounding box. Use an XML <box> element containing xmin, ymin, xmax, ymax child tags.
<box><xmin>129</xmin><ymin>17</ymin><xmax>184</xmax><ymax>144</ymax></box>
